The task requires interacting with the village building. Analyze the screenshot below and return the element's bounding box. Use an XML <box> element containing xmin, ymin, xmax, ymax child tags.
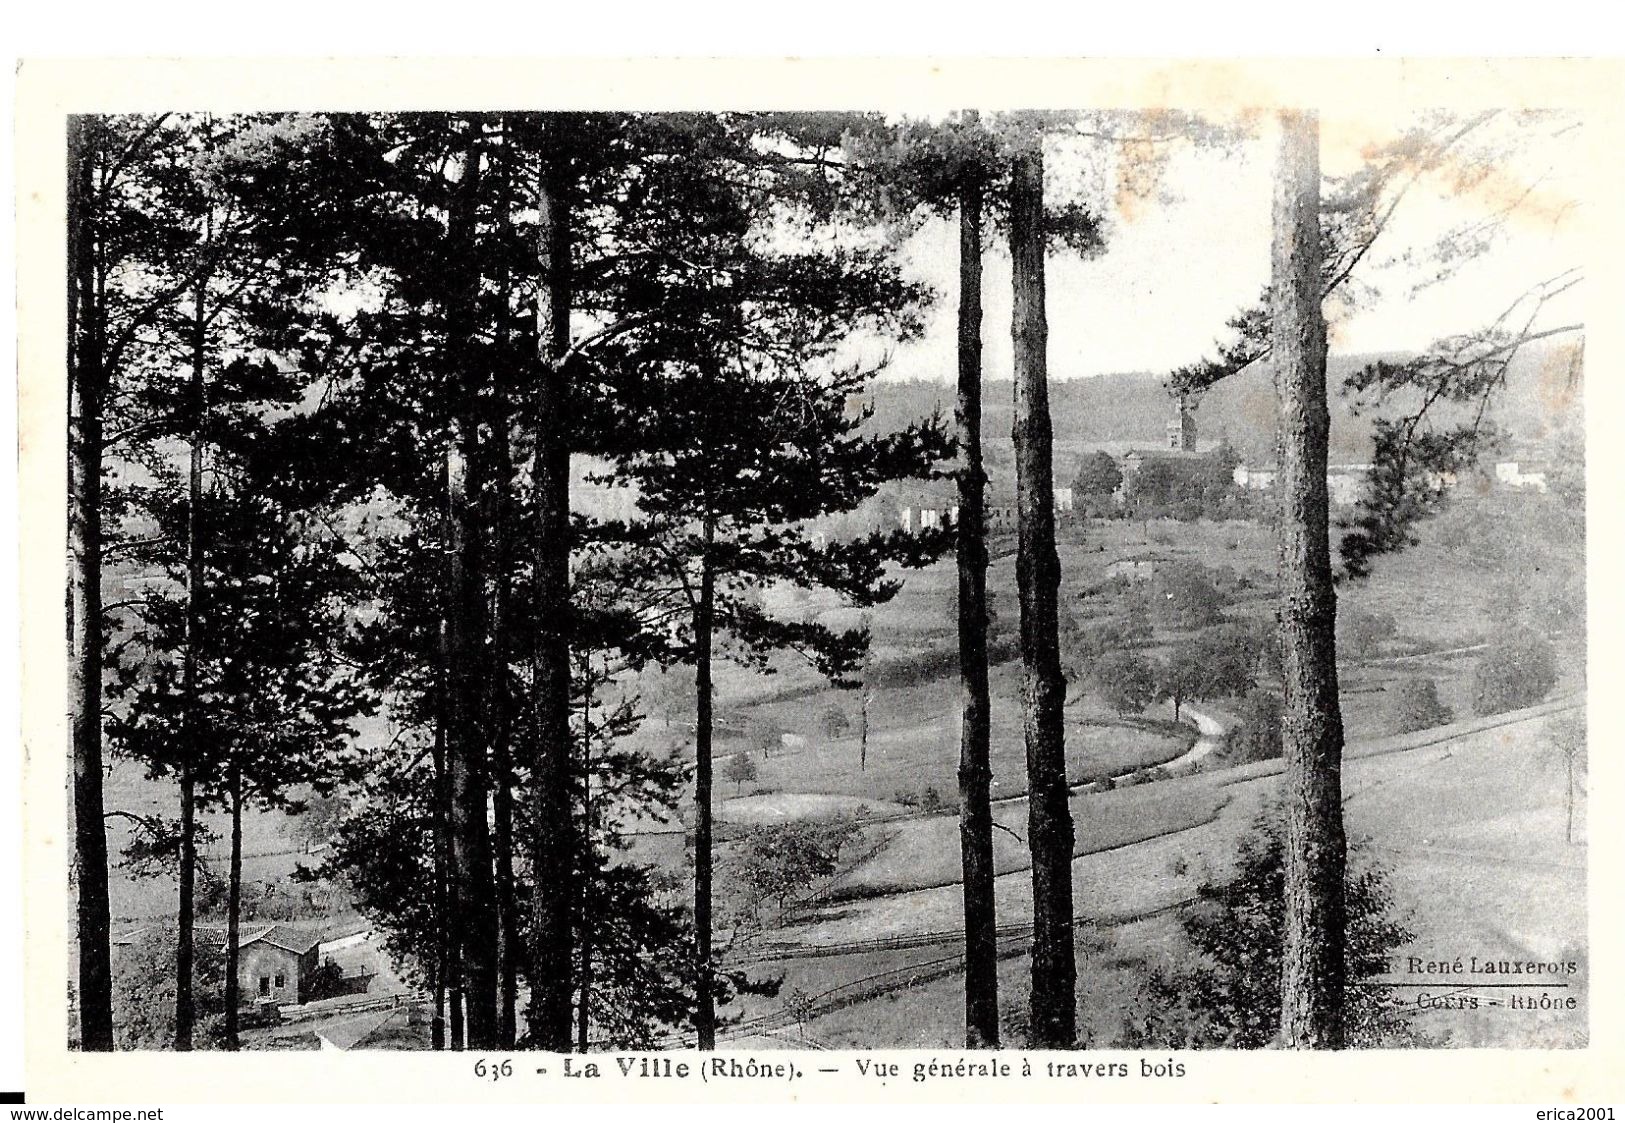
<box><xmin>239</xmin><ymin>924</ymin><xmax>323</xmax><ymax>1006</ymax></box>
<box><xmin>1113</xmin><ymin>398</ymin><xmax>1216</xmax><ymax>500</ymax></box>
<box><xmin>1233</xmin><ymin>461</ymin><xmax>1380</xmax><ymax>507</ymax></box>
<box><xmin>1494</xmin><ymin>460</ymin><xmax>1550</xmax><ymax>492</ymax></box>
<box><xmin>1327</xmin><ymin>464</ymin><xmax>1376</xmax><ymax>506</ymax></box>
<box><xmin>901</xmin><ymin>486</ymin><xmax>1073</xmax><ymax>534</ymax></box>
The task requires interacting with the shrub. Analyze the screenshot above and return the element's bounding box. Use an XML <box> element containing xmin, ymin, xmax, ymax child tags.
<box><xmin>820</xmin><ymin>703</ymin><xmax>851</xmax><ymax>739</ymax></box>
<box><xmin>1226</xmin><ymin>688</ymin><xmax>1283</xmax><ymax>764</ymax></box>
<box><xmin>1391</xmin><ymin>677</ymin><xmax>1453</xmax><ymax>734</ymax></box>
<box><xmin>111</xmin><ymin>925</ymin><xmax>228</xmax><ymax>1050</ymax></box>
<box><xmin>1473</xmin><ymin>629</ymin><xmax>1558</xmax><ymax>716</ymax></box>
<box><xmin>304</xmin><ymin>960</ymin><xmax>346</xmax><ymax>1002</ymax></box>
<box><xmin>1338</xmin><ymin>607</ymin><xmax>1399</xmax><ymax>660</ymax></box>
<box><xmin>1153</xmin><ymin>562</ymin><xmax>1228</xmax><ymax>630</ymax></box>
<box><xmin>1118</xmin><ymin>809</ymin><xmax>1426</xmax><ymax>1048</ymax></box>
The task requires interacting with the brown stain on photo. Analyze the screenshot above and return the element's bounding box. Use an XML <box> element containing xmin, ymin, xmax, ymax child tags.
<box><xmin>1536</xmin><ymin>341</ymin><xmax>1584</xmax><ymax>427</ymax></box>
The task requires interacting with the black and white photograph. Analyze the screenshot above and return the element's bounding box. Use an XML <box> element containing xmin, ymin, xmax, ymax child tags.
<box><xmin>20</xmin><ymin>57</ymin><xmax>1613</xmax><ymax>1103</ymax></box>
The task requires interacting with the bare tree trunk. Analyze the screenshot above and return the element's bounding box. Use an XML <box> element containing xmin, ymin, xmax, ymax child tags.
<box><xmin>859</xmin><ymin>688</ymin><xmax>869</xmax><ymax>773</ymax></box>
<box><xmin>431</xmin><ymin>618</ymin><xmax>450</xmax><ymax>1052</ymax></box>
<box><xmin>67</xmin><ymin>114</ymin><xmax>114</xmax><ymax>1052</ymax></box>
<box><xmin>1566</xmin><ymin>762</ymin><xmax>1575</xmax><ymax>844</ymax></box>
<box><xmin>1009</xmin><ymin>136</ymin><xmax>1076</xmax><ymax>1048</ymax></box>
<box><xmin>692</xmin><ymin>528</ymin><xmax>717</xmax><ymax>1049</ymax></box>
<box><xmin>489</xmin><ymin>448</ymin><xmax>520</xmax><ymax>1052</ymax></box>
<box><xmin>529</xmin><ymin>137</ymin><xmax>577</xmax><ymax>1051</ymax></box>
<box><xmin>1271</xmin><ymin>109</ymin><xmax>1348</xmax><ymax>1050</ymax></box>
<box><xmin>487</xmin><ymin>117</ymin><xmax>521</xmax><ymax>1050</ymax></box>
<box><xmin>445</xmin><ymin>124</ymin><xmax>500</xmax><ymax>1049</ymax></box>
<box><xmin>445</xmin><ymin>437</ymin><xmax>498</xmax><ymax>1048</ymax></box>
<box><xmin>437</xmin><ymin>608</ymin><xmax>466</xmax><ymax>1053</ymax></box>
<box><xmin>224</xmin><ymin>769</ymin><xmax>243</xmax><ymax>1050</ymax></box>
<box><xmin>954</xmin><ymin>167</ymin><xmax>999</xmax><ymax>1048</ymax></box>
<box><xmin>174</xmin><ymin>265</ymin><xmax>209</xmax><ymax>1053</ymax></box>
<box><xmin>449</xmin><ymin>970</ymin><xmax>465</xmax><ymax>1051</ymax></box>
<box><xmin>577</xmin><ymin>674</ymin><xmax>593</xmax><ymax>1054</ymax></box>
<box><xmin>431</xmin><ymin>962</ymin><xmax>445</xmax><ymax>1052</ymax></box>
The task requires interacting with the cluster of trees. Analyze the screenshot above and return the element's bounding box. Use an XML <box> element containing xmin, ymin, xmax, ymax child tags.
<box><xmin>1087</xmin><ymin>624</ymin><xmax>1264</xmax><ymax>725</ymax></box>
<box><xmin>69</xmin><ymin>110</ymin><xmax>957</xmax><ymax>1052</ymax></box>
<box><xmin>67</xmin><ymin>105</ymin><xmax>1580</xmax><ymax>1055</ymax></box>
<box><xmin>1068</xmin><ymin>444</ymin><xmax>1246</xmax><ymax>523</ymax></box>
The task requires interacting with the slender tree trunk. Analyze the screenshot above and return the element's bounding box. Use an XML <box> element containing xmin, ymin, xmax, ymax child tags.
<box><xmin>1271</xmin><ymin>109</ymin><xmax>1348</xmax><ymax>1050</ymax></box>
<box><xmin>437</xmin><ymin>565</ymin><xmax>465</xmax><ymax>1052</ymax></box>
<box><xmin>431</xmin><ymin>960</ymin><xmax>445</xmax><ymax>1052</ymax></box>
<box><xmin>1566</xmin><ymin>762</ymin><xmax>1575</xmax><ymax>844</ymax></box>
<box><xmin>224</xmin><ymin>769</ymin><xmax>243</xmax><ymax>1049</ymax></box>
<box><xmin>529</xmin><ymin>138</ymin><xmax>577</xmax><ymax>1051</ymax></box>
<box><xmin>449</xmin><ymin>965</ymin><xmax>466</xmax><ymax>1051</ymax></box>
<box><xmin>445</xmin><ymin>436</ymin><xmax>498</xmax><ymax>1048</ymax></box>
<box><xmin>67</xmin><ymin>114</ymin><xmax>114</xmax><ymax>1052</ymax></box>
<box><xmin>175</xmin><ymin>764</ymin><xmax>196</xmax><ymax>1051</ymax></box>
<box><xmin>1009</xmin><ymin>136</ymin><xmax>1076</xmax><ymax>1048</ymax></box>
<box><xmin>489</xmin><ymin>432</ymin><xmax>520</xmax><ymax>1052</ymax></box>
<box><xmin>431</xmin><ymin>619</ymin><xmax>450</xmax><ymax>1052</ymax></box>
<box><xmin>444</xmin><ymin>126</ymin><xmax>500</xmax><ymax>1049</ymax></box>
<box><xmin>577</xmin><ymin>676</ymin><xmax>593</xmax><ymax>1054</ymax></box>
<box><xmin>954</xmin><ymin>168</ymin><xmax>999</xmax><ymax>1048</ymax></box>
<box><xmin>174</xmin><ymin>265</ymin><xmax>209</xmax><ymax>1053</ymax></box>
<box><xmin>488</xmin><ymin>119</ymin><xmax>521</xmax><ymax>1050</ymax></box>
<box><xmin>693</xmin><ymin>530</ymin><xmax>717</xmax><ymax>1049</ymax></box>
<box><xmin>859</xmin><ymin>689</ymin><xmax>868</xmax><ymax>773</ymax></box>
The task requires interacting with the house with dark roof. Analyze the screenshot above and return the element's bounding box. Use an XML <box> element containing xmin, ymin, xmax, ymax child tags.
<box><xmin>239</xmin><ymin>924</ymin><xmax>323</xmax><ymax>1006</ymax></box>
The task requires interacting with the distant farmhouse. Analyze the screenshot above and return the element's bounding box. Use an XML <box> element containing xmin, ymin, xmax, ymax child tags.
<box><xmin>239</xmin><ymin>924</ymin><xmax>323</xmax><ymax>1005</ymax></box>
<box><xmin>897</xmin><ymin>487</ymin><xmax>1075</xmax><ymax>534</ymax></box>
<box><xmin>1232</xmin><ymin>461</ymin><xmax>1379</xmax><ymax>507</ymax></box>
<box><xmin>109</xmin><ymin>921</ymin><xmax>335</xmax><ymax>1011</ymax></box>
<box><xmin>1494</xmin><ymin>459</ymin><xmax>1550</xmax><ymax>492</ymax></box>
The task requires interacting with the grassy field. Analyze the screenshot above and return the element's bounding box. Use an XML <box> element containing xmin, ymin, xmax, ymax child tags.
<box><xmin>756</xmin><ymin>699</ymin><xmax>1585</xmax><ymax>1049</ymax></box>
<box><xmin>822</xmin><ymin>780</ymin><xmax>1227</xmax><ymax>902</ymax></box>
<box><xmin>102</xmin><ymin>760</ymin><xmax>308</xmax><ymax>922</ymax></box>
<box><xmin>719</xmin><ymin>663</ymin><xmax>1191</xmax><ymax>807</ymax></box>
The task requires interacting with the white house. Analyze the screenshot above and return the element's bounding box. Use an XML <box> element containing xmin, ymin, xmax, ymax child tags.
<box><xmin>1495</xmin><ymin>461</ymin><xmax>1550</xmax><ymax>493</ymax></box>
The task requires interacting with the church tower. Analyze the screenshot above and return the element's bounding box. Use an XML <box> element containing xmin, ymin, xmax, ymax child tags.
<box><xmin>1166</xmin><ymin>394</ymin><xmax>1198</xmax><ymax>452</ymax></box>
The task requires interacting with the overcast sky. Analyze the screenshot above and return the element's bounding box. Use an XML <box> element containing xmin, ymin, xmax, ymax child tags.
<box><xmin>871</xmin><ymin>114</ymin><xmax>1585</xmax><ymax>382</ymax></box>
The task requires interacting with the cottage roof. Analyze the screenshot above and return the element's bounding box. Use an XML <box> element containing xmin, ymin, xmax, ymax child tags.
<box><xmin>112</xmin><ymin>923</ymin><xmax>227</xmax><ymax>947</ymax></box>
<box><xmin>1122</xmin><ymin>447</ymin><xmax>1210</xmax><ymax>461</ymax></box>
<box><xmin>242</xmin><ymin>923</ymin><xmax>323</xmax><ymax>956</ymax></box>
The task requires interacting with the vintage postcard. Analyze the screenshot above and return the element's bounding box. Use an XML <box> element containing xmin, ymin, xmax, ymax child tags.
<box><xmin>13</xmin><ymin>57</ymin><xmax>1624</xmax><ymax>1104</ymax></box>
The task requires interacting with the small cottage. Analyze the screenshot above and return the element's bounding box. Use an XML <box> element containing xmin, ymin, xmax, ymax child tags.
<box><xmin>238</xmin><ymin>924</ymin><xmax>322</xmax><ymax>1006</ymax></box>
